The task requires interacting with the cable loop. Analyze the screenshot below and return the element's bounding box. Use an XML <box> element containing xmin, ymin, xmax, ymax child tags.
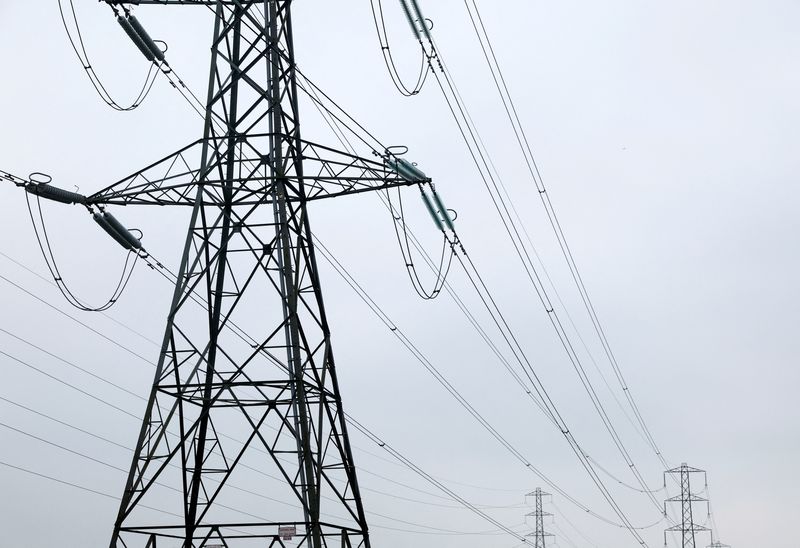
<box><xmin>29</xmin><ymin>172</ymin><xmax>53</xmax><ymax>185</ymax></box>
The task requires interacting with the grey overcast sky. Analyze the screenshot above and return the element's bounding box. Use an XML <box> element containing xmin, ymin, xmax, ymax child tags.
<box><xmin>1</xmin><ymin>1</ymin><xmax>798</xmax><ymax>547</ymax></box>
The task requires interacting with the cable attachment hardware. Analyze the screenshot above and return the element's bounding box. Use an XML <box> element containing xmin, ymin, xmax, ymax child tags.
<box><xmin>117</xmin><ymin>14</ymin><xmax>166</xmax><ymax>63</ymax></box>
<box><xmin>25</xmin><ymin>177</ymin><xmax>86</xmax><ymax>205</ymax></box>
<box><xmin>408</xmin><ymin>0</ymin><xmax>433</xmax><ymax>42</ymax></box>
<box><xmin>398</xmin><ymin>0</ymin><xmax>421</xmax><ymax>40</ymax></box>
<box><xmin>386</xmin><ymin>156</ymin><xmax>429</xmax><ymax>183</ymax></box>
<box><xmin>429</xmin><ymin>186</ymin><xmax>455</xmax><ymax>231</ymax></box>
<box><xmin>418</xmin><ymin>185</ymin><xmax>455</xmax><ymax>233</ymax></box>
<box><xmin>93</xmin><ymin>210</ymin><xmax>143</xmax><ymax>251</ymax></box>
<box><xmin>419</xmin><ymin>188</ymin><xmax>444</xmax><ymax>231</ymax></box>
<box><xmin>0</xmin><ymin>168</ymin><xmax>31</xmax><ymax>187</ymax></box>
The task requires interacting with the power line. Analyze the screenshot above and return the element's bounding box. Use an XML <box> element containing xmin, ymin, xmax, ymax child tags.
<box><xmin>396</xmin><ymin>6</ymin><xmax>666</xmax><ymax>519</ymax></box>
<box><xmin>57</xmin><ymin>0</ymin><xmax>160</xmax><ymax>111</ymax></box>
<box><xmin>367</xmin><ymin>0</ymin><xmax>430</xmax><ymax>96</ymax></box>
<box><xmin>4</xmin><ymin>241</ymin><xmax>660</xmax><ymax>538</ymax></box>
<box><xmin>0</xmin><ymin>460</ymin><xmax>180</xmax><ymax>518</ymax></box>
<box><xmin>0</xmin><ymin>281</ymin><xmax>467</xmax><ymax>505</ymax></box>
<box><xmin>0</xmin><ymin>273</ymin><xmax>152</xmax><ymax>365</ymax></box>
<box><xmin>0</xmin><ymin>248</ymin><xmax>517</xmax><ymax>501</ymax></box>
<box><xmin>302</xmin><ymin>57</ymin><xmax>663</xmax><ymax>536</ymax></box>
<box><xmin>0</xmin><ymin>269</ymin><xmax>529</xmax><ymax>539</ymax></box>
<box><xmin>25</xmin><ymin>192</ymin><xmax>142</xmax><ymax>312</ymax></box>
<box><xmin>58</xmin><ymin>21</ymin><xmax>666</xmax><ymax>533</ymax></box>
<box><xmin>7</xmin><ymin>2</ymin><xmax>676</xmax><ymax>544</ymax></box>
<box><xmin>345</xmin><ymin>413</ymin><xmax>529</xmax><ymax>543</ymax></box>
<box><xmin>314</xmin><ymin>235</ymin><xmax>627</xmax><ymax>530</ymax></box>
<box><xmin>0</xmin><ymin>358</ymin><xmax>524</xmax><ymax>537</ymax></box>
<box><xmin>2</xmin><ymin>242</ymin><xmax>633</xmax><ymax>542</ymax></box>
<box><xmin>460</xmin><ymin>0</ymin><xmax>668</xmax><ymax>469</ymax></box>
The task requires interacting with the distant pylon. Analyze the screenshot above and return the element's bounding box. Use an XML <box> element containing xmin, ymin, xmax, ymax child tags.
<box><xmin>707</xmin><ymin>542</ymin><xmax>731</xmax><ymax>548</ymax></box>
<box><xmin>526</xmin><ymin>488</ymin><xmax>554</xmax><ymax>548</ymax></box>
<box><xmin>664</xmin><ymin>463</ymin><xmax>711</xmax><ymax>548</ymax></box>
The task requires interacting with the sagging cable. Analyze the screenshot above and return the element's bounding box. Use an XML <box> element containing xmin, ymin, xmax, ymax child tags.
<box><xmin>369</xmin><ymin>0</ymin><xmax>431</xmax><ymax>96</ymax></box>
<box><xmin>58</xmin><ymin>0</ymin><xmax>159</xmax><ymax>111</ymax></box>
<box><xmin>384</xmin><ymin>153</ymin><xmax>456</xmax><ymax>300</ymax></box>
<box><xmin>22</xmin><ymin>183</ymin><xmax>143</xmax><ymax>312</ymax></box>
<box><xmin>391</xmin><ymin>186</ymin><xmax>454</xmax><ymax>301</ymax></box>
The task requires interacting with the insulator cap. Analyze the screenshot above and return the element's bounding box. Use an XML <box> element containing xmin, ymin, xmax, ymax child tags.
<box><xmin>25</xmin><ymin>183</ymin><xmax>86</xmax><ymax>205</ymax></box>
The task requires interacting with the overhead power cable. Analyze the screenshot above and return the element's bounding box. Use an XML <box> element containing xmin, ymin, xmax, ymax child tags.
<box><xmin>292</xmin><ymin>11</ymin><xmax>660</xmax><ymax>505</ymax></box>
<box><xmin>0</xmin><ymin>249</ymin><xmax>159</xmax><ymax>347</ymax></box>
<box><xmin>345</xmin><ymin>413</ymin><xmax>529</xmax><ymax>543</ymax></box>
<box><xmin>25</xmin><ymin>191</ymin><xmax>141</xmax><ymax>312</ymax></box>
<box><xmin>0</xmin><ymin>418</ymin><xmax>335</xmax><ymax>527</ymax></box>
<box><xmin>0</xmin><ymin>267</ymin><xmax>461</xmax><ymax>504</ymax></box>
<box><xmin>314</xmin><ymin>237</ymin><xmax>577</xmax><ymax>504</ymax></box>
<box><xmin>551</xmin><ymin>501</ymin><xmax>604</xmax><ymax>548</ymax></box>
<box><xmin>397</xmin><ymin>0</ymin><xmax>664</xmax><ymax>518</ymax></box>
<box><xmin>40</xmin><ymin>4</ymin><xmax>664</xmax><ymax>540</ymax></box>
<box><xmin>303</xmin><ymin>80</ymin><xmax>659</xmax><ymax>536</ymax></box>
<box><xmin>587</xmin><ymin>455</ymin><xmax>665</xmax><ymax>495</ymax></box>
<box><xmin>368</xmin><ymin>0</ymin><xmax>431</xmax><ymax>96</ymax></box>
<box><xmin>0</xmin><ymin>460</ymin><xmax>180</xmax><ymax>518</ymax></box>
<box><xmin>461</xmin><ymin>0</ymin><xmax>669</xmax><ymax>470</ymax></box>
<box><xmin>0</xmin><ymin>266</ymin><xmax>529</xmax><ymax>538</ymax></box>
<box><xmin>703</xmin><ymin>476</ymin><xmax>723</xmax><ymax>542</ymax></box>
<box><xmin>0</xmin><ymin>273</ymin><xmax>152</xmax><ymax>365</ymax></box>
<box><xmin>0</xmin><ymin>350</ymin><xmax>525</xmax><ymax>537</ymax></box>
<box><xmin>451</xmin><ymin>247</ymin><xmax>661</xmax><ymax>541</ymax></box>
<box><xmin>2</xmin><ymin>200</ymin><xmax>628</xmax><ymax>540</ymax></box>
<box><xmin>385</xmin><ymin>186</ymin><xmax>456</xmax><ymax>299</ymax></box>
<box><xmin>302</xmin><ymin>50</ymin><xmax>662</xmax><ymax>537</ymax></box>
<box><xmin>57</xmin><ymin>0</ymin><xmax>160</xmax><ymax>111</ymax></box>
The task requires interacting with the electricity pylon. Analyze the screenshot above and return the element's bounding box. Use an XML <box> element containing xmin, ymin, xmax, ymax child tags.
<box><xmin>707</xmin><ymin>542</ymin><xmax>731</xmax><ymax>548</ymax></box>
<box><xmin>664</xmin><ymin>464</ymin><xmax>711</xmax><ymax>548</ymax></box>
<box><xmin>526</xmin><ymin>488</ymin><xmax>554</xmax><ymax>548</ymax></box>
<box><xmin>93</xmin><ymin>1</ymin><xmax>427</xmax><ymax>546</ymax></box>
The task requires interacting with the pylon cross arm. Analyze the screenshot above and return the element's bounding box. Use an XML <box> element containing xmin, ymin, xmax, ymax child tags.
<box><xmin>665</xmin><ymin>494</ymin><xmax>707</xmax><ymax>503</ymax></box>
<box><xmin>106</xmin><ymin>0</ymin><xmax>262</xmax><ymax>5</ymax></box>
<box><xmin>665</xmin><ymin>524</ymin><xmax>710</xmax><ymax>532</ymax></box>
<box><xmin>86</xmin><ymin>136</ymin><xmax>424</xmax><ymax>207</ymax></box>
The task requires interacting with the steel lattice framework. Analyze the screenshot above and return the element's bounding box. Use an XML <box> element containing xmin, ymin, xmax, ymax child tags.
<box><xmin>664</xmin><ymin>464</ymin><xmax>711</xmax><ymax>548</ymax></box>
<box><xmin>526</xmin><ymin>488</ymin><xmax>554</xmax><ymax>548</ymax></box>
<box><xmin>96</xmin><ymin>1</ymin><xmax>427</xmax><ymax>546</ymax></box>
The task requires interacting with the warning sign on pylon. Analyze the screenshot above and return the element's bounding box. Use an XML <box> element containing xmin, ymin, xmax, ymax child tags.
<box><xmin>278</xmin><ymin>525</ymin><xmax>296</xmax><ymax>540</ymax></box>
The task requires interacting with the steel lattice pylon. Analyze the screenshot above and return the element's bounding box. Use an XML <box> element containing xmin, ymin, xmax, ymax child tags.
<box><xmin>664</xmin><ymin>464</ymin><xmax>711</xmax><ymax>548</ymax></box>
<box><xmin>98</xmin><ymin>1</ymin><xmax>425</xmax><ymax>546</ymax></box>
<box><xmin>525</xmin><ymin>488</ymin><xmax>554</xmax><ymax>548</ymax></box>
